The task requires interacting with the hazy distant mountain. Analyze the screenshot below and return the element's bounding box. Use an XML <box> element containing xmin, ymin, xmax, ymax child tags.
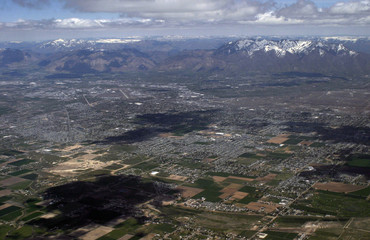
<box><xmin>321</xmin><ymin>37</ymin><xmax>370</xmax><ymax>54</ymax></box>
<box><xmin>0</xmin><ymin>48</ymin><xmax>38</xmax><ymax>67</ymax></box>
<box><xmin>40</xmin><ymin>49</ymin><xmax>156</xmax><ymax>73</ymax></box>
<box><xmin>21</xmin><ymin>38</ymin><xmax>233</xmax><ymax>53</ymax></box>
<box><xmin>0</xmin><ymin>38</ymin><xmax>369</xmax><ymax>76</ymax></box>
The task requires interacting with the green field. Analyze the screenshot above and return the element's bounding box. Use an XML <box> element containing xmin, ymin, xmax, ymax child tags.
<box><xmin>97</xmin><ymin>218</ymin><xmax>140</xmax><ymax>240</ymax></box>
<box><xmin>123</xmin><ymin>155</ymin><xmax>148</xmax><ymax>164</ymax></box>
<box><xmin>349</xmin><ymin>186</ymin><xmax>370</xmax><ymax>198</ymax></box>
<box><xmin>0</xmin><ymin>209</ymin><xmax>22</xmax><ymax>221</ymax></box>
<box><xmin>20</xmin><ymin>211</ymin><xmax>44</xmax><ymax>222</ymax></box>
<box><xmin>0</xmin><ymin>196</ymin><xmax>12</xmax><ymax>203</ymax></box>
<box><xmin>194</xmin><ymin>212</ymin><xmax>262</xmax><ymax>232</ymax></box>
<box><xmin>0</xmin><ymin>225</ymin><xmax>14</xmax><ymax>239</ymax></box>
<box><xmin>191</xmin><ymin>179</ymin><xmax>223</xmax><ymax>202</ymax></box>
<box><xmin>310</xmin><ymin>142</ymin><xmax>326</xmax><ymax>147</ymax></box>
<box><xmin>239</xmin><ymin>152</ymin><xmax>263</xmax><ymax>159</ymax></box>
<box><xmin>9</xmin><ymin>180</ymin><xmax>32</xmax><ymax>190</ymax></box>
<box><xmin>294</xmin><ymin>191</ymin><xmax>370</xmax><ymax>217</ymax></box>
<box><xmin>264</xmin><ymin>231</ymin><xmax>298</xmax><ymax>240</ymax></box>
<box><xmin>238</xmin><ymin>185</ymin><xmax>262</xmax><ymax>204</ymax></box>
<box><xmin>9</xmin><ymin>169</ymin><xmax>33</xmax><ymax>176</ymax></box>
<box><xmin>276</xmin><ymin>216</ymin><xmax>323</xmax><ymax>227</ymax></box>
<box><xmin>0</xmin><ymin>149</ymin><xmax>23</xmax><ymax>156</ymax></box>
<box><xmin>0</xmin><ymin>206</ymin><xmax>22</xmax><ymax>217</ymax></box>
<box><xmin>133</xmin><ymin>161</ymin><xmax>158</xmax><ymax>171</ymax></box>
<box><xmin>104</xmin><ymin>163</ymin><xmax>124</xmax><ymax>170</ymax></box>
<box><xmin>8</xmin><ymin>159</ymin><xmax>35</xmax><ymax>167</ymax></box>
<box><xmin>282</xmin><ymin>138</ymin><xmax>303</xmax><ymax>145</ymax></box>
<box><xmin>207</xmin><ymin>172</ymin><xmax>257</xmax><ymax>179</ymax></box>
<box><xmin>109</xmin><ymin>144</ymin><xmax>137</xmax><ymax>153</ymax></box>
<box><xmin>6</xmin><ymin>225</ymin><xmax>35</xmax><ymax>240</ymax></box>
<box><xmin>266</xmin><ymin>152</ymin><xmax>292</xmax><ymax>160</ymax></box>
<box><xmin>22</xmin><ymin>173</ymin><xmax>38</xmax><ymax>180</ymax></box>
<box><xmin>346</xmin><ymin>154</ymin><xmax>370</xmax><ymax>168</ymax></box>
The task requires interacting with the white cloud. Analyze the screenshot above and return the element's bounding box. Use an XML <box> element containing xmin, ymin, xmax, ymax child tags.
<box><xmin>0</xmin><ymin>17</ymin><xmax>161</xmax><ymax>30</ymax></box>
<box><xmin>329</xmin><ymin>0</ymin><xmax>370</xmax><ymax>15</ymax></box>
<box><xmin>61</xmin><ymin>0</ymin><xmax>273</xmax><ymax>22</ymax></box>
<box><xmin>253</xmin><ymin>11</ymin><xmax>304</xmax><ymax>24</ymax></box>
<box><xmin>1</xmin><ymin>0</ymin><xmax>369</xmax><ymax>34</ymax></box>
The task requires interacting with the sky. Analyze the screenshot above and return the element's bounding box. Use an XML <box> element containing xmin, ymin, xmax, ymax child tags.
<box><xmin>0</xmin><ymin>0</ymin><xmax>369</xmax><ymax>41</ymax></box>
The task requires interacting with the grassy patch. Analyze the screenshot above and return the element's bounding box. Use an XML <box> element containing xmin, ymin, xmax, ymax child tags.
<box><xmin>264</xmin><ymin>231</ymin><xmax>298</xmax><ymax>240</ymax></box>
<box><xmin>346</xmin><ymin>154</ymin><xmax>370</xmax><ymax>168</ymax></box>
<box><xmin>194</xmin><ymin>212</ymin><xmax>262</xmax><ymax>232</ymax></box>
<box><xmin>191</xmin><ymin>179</ymin><xmax>223</xmax><ymax>202</ymax></box>
<box><xmin>110</xmin><ymin>144</ymin><xmax>137</xmax><ymax>153</ymax></box>
<box><xmin>276</xmin><ymin>216</ymin><xmax>322</xmax><ymax>227</ymax></box>
<box><xmin>9</xmin><ymin>169</ymin><xmax>33</xmax><ymax>176</ymax></box>
<box><xmin>239</xmin><ymin>152</ymin><xmax>263</xmax><ymax>159</ymax></box>
<box><xmin>207</xmin><ymin>172</ymin><xmax>256</xmax><ymax>179</ymax></box>
<box><xmin>309</xmin><ymin>229</ymin><xmax>341</xmax><ymax>239</ymax></box>
<box><xmin>0</xmin><ymin>196</ymin><xmax>12</xmax><ymax>203</ymax></box>
<box><xmin>0</xmin><ymin>209</ymin><xmax>22</xmax><ymax>221</ymax></box>
<box><xmin>239</xmin><ymin>185</ymin><xmax>257</xmax><ymax>193</ymax></box>
<box><xmin>266</xmin><ymin>152</ymin><xmax>291</xmax><ymax>160</ymax></box>
<box><xmin>177</xmin><ymin>160</ymin><xmax>205</xmax><ymax>170</ymax></box>
<box><xmin>98</xmin><ymin>218</ymin><xmax>140</xmax><ymax>240</ymax></box>
<box><xmin>8</xmin><ymin>159</ymin><xmax>35</xmax><ymax>167</ymax></box>
<box><xmin>282</xmin><ymin>138</ymin><xmax>302</xmax><ymax>145</ymax></box>
<box><xmin>152</xmin><ymin>223</ymin><xmax>176</xmax><ymax>234</ymax></box>
<box><xmin>239</xmin><ymin>230</ymin><xmax>257</xmax><ymax>238</ymax></box>
<box><xmin>193</xmin><ymin>141</ymin><xmax>212</xmax><ymax>145</ymax></box>
<box><xmin>94</xmin><ymin>153</ymin><xmax>120</xmax><ymax>162</ymax></box>
<box><xmin>0</xmin><ymin>149</ymin><xmax>23</xmax><ymax>157</ymax></box>
<box><xmin>237</xmin><ymin>186</ymin><xmax>263</xmax><ymax>204</ymax></box>
<box><xmin>104</xmin><ymin>163</ymin><xmax>124</xmax><ymax>170</ymax></box>
<box><xmin>9</xmin><ymin>180</ymin><xmax>32</xmax><ymax>190</ymax></box>
<box><xmin>123</xmin><ymin>155</ymin><xmax>147</xmax><ymax>165</ymax></box>
<box><xmin>238</xmin><ymin>195</ymin><xmax>260</xmax><ymax>204</ymax></box>
<box><xmin>349</xmin><ymin>186</ymin><xmax>370</xmax><ymax>198</ymax></box>
<box><xmin>134</xmin><ymin>162</ymin><xmax>158</xmax><ymax>171</ymax></box>
<box><xmin>20</xmin><ymin>211</ymin><xmax>44</xmax><ymax>222</ymax></box>
<box><xmin>0</xmin><ymin>206</ymin><xmax>22</xmax><ymax>216</ymax></box>
<box><xmin>310</xmin><ymin>142</ymin><xmax>326</xmax><ymax>147</ymax></box>
<box><xmin>78</xmin><ymin>170</ymin><xmax>111</xmax><ymax>180</ymax></box>
<box><xmin>0</xmin><ymin>225</ymin><xmax>14</xmax><ymax>239</ymax></box>
<box><xmin>21</xmin><ymin>173</ymin><xmax>38</xmax><ymax>180</ymax></box>
<box><xmin>293</xmin><ymin>191</ymin><xmax>370</xmax><ymax>217</ymax></box>
<box><xmin>7</xmin><ymin>225</ymin><xmax>34</xmax><ymax>240</ymax></box>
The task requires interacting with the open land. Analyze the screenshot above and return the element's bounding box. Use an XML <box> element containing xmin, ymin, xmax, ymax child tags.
<box><xmin>0</xmin><ymin>64</ymin><xmax>368</xmax><ymax>240</ymax></box>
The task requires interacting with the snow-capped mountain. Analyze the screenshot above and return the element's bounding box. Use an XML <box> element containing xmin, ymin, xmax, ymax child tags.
<box><xmin>217</xmin><ymin>39</ymin><xmax>356</xmax><ymax>57</ymax></box>
<box><xmin>162</xmin><ymin>38</ymin><xmax>369</xmax><ymax>75</ymax></box>
<box><xmin>0</xmin><ymin>37</ymin><xmax>369</xmax><ymax>76</ymax></box>
<box><xmin>38</xmin><ymin>38</ymin><xmax>142</xmax><ymax>52</ymax></box>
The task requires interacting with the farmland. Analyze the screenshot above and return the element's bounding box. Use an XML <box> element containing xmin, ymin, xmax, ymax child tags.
<box><xmin>0</xmin><ymin>62</ymin><xmax>368</xmax><ymax>239</ymax></box>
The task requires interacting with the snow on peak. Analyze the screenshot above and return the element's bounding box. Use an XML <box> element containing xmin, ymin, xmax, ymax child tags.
<box><xmin>228</xmin><ymin>39</ymin><xmax>355</xmax><ymax>57</ymax></box>
<box><xmin>95</xmin><ymin>39</ymin><xmax>141</xmax><ymax>44</ymax></box>
<box><xmin>40</xmin><ymin>38</ymin><xmax>142</xmax><ymax>49</ymax></box>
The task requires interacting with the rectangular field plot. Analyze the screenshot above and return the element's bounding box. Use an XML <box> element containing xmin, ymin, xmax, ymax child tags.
<box><xmin>313</xmin><ymin>182</ymin><xmax>366</xmax><ymax>193</ymax></box>
<box><xmin>264</xmin><ymin>231</ymin><xmax>298</xmax><ymax>240</ymax></box>
<box><xmin>293</xmin><ymin>191</ymin><xmax>370</xmax><ymax>217</ymax></box>
<box><xmin>0</xmin><ymin>206</ymin><xmax>22</xmax><ymax>217</ymax></box>
<box><xmin>0</xmin><ymin>177</ymin><xmax>26</xmax><ymax>187</ymax></box>
<box><xmin>177</xmin><ymin>186</ymin><xmax>204</xmax><ymax>198</ymax></box>
<box><xmin>9</xmin><ymin>169</ymin><xmax>33</xmax><ymax>176</ymax></box>
<box><xmin>8</xmin><ymin>159</ymin><xmax>35</xmax><ymax>167</ymax></box>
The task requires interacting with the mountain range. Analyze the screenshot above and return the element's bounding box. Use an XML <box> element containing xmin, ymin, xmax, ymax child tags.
<box><xmin>1</xmin><ymin>37</ymin><xmax>369</xmax><ymax>76</ymax></box>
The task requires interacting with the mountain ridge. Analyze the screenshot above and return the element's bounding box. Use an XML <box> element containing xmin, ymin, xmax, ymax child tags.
<box><xmin>1</xmin><ymin>38</ymin><xmax>369</xmax><ymax>76</ymax></box>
